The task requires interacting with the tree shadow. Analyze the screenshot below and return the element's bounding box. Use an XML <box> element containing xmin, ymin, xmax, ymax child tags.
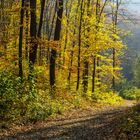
<box><xmin>1</xmin><ymin>107</ymin><xmax>131</xmax><ymax>140</ymax></box>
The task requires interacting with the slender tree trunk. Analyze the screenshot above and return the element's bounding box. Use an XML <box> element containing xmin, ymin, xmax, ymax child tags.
<box><xmin>67</xmin><ymin>31</ymin><xmax>75</xmax><ymax>89</ymax></box>
<box><xmin>97</xmin><ymin>56</ymin><xmax>101</xmax><ymax>88</ymax></box>
<box><xmin>25</xmin><ymin>0</ymin><xmax>29</xmax><ymax>60</ymax></box>
<box><xmin>50</xmin><ymin>0</ymin><xmax>63</xmax><ymax>89</ymax></box>
<box><xmin>29</xmin><ymin>0</ymin><xmax>37</xmax><ymax>77</ymax></box>
<box><xmin>38</xmin><ymin>0</ymin><xmax>45</xmax><ymax>37</ymax></box>
<box><xmin>62</xmin><ymin>0</ymin><xmax>72</xmax><ymax>66</ymax></box>
<box><xmin>63</xmin><ymin>26</ymin><xmax>68</xmax><ymax>66</ymax></box>
<box><xmin>46</xmin><ymin>2</ymin><xmax>57</xmax><ymax>63</ymax></box>
<box><xmin>38</xmin><ymin>0</ymin><xmax>46</xmax><ymax>65</ymax></box>
<box><xmin>18</xmin><ymin>0</ymin><xmax>25</xmax><ymax>79</ymax></box>
<box><xmin>82</xmin><ymin>0</ymin><xmax>90</xmax><ymax>93</ymax></box>
<box><xmin>112</xmin><ymin>48</ymin><xmax>115</xmax><ymax>90</ymax></box>
<box><xmin>92</xmin><ymin>0</ymin><xmax>100</xmax><ymax>94</ymax></box>
<box><xmin>112</xmin><ymin>0</ymin><xmax>119</xmax><ymax>91</ymax></box>
<box><xmin>29</xmin><ymin>0</ymin><xmax>45</xmax><ymax>74</ymax></box>
<box><xmin>92</xmin><ymin>56</ymin><xmax>96</xmax><ymax>93</ymax></box>
<box><xmin>76</xmin><ymin>0</ymin><xmax>84</xmax><ymax>91</ymax></box>
<box><xmin>67</xmin><ymin>2</ymin><xmax>78</xmax><ymax>89</ymax></box>
<box><xmin>92</xmin><ymin>0</ymin><xmax>108</xmax><ymax>94</ymax></box>
<box><xmin>83</xmin><ymin>60</ymin><xmax>89</xmax><ymax>93</ymax></box>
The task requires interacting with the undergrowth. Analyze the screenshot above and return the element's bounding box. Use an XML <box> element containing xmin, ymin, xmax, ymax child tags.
<box><xmin>92</xmin><ymin>91</ymin><xmax>123</xmax><ymax>105</ymax></box>
<box><xmin>120</xmin><ymin>87</ymin><xmax>140</xmax><ymax>100</ymax></box>
<box><xmin>120</xmin><ymin>104</ymin><xmax>140</xmax><ymax>139</ymax></box>
<box><xmin>0</xmin><ymin>69</ymin><xmax>124</xmax><ymax>128</ymax></box>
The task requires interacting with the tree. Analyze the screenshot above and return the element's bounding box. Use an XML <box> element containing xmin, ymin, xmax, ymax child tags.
<box><xmin>76</xmin><ymin>0</ymin><xmax>84</xmax><ymax>91</ymax></box>
<box><xmin>82</xmin><ymin>0</ymin><xmax>91</xmax><ymax>93</ymax></box>
<box><xmin>25</xmin><ymin>0</ymin><xmax>30</xmax><ymax>60</ymax></box>
<box><xmin>92</xmin><ymin>0</ymin><xmax>108</xmax><ymax>94</ymax></box>
<box><xmin>67</xmin><ymin>0</ymin><xmax>79</xmax><ymax>89</ymax></box>
<box><xmin>29</xmin><ymin>0</ymin><xmax>37</xmax><ymax>78</ymax></box>
<box><xmin>111</xmin><ymin>0</ymin><xmax>120</xmax><ymax>91</ymax></box>
<box><xmin>50</xmin><ymin>0</ymin><xmax>63</xmax><ymax>90</ymax></box>
<box><xmin>38</xmin><ymin>0</ymin><xmax>46</xmax><ymax>65</ymax></box>
<box><xmin>18</xmin><ymin>0</ymin><xmax>25</xmax><ymax>79</ymax></box>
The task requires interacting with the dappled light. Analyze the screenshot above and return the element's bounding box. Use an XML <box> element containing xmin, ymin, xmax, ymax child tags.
<box><xmin>0</xmin><ymin>0</ymin><xmax>140</xmax><ymax>139</ymax></box>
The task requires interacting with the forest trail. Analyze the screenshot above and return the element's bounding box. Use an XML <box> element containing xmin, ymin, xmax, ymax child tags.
<box><xmin>1</xmin><ymin>101</ymin><xmax>136</xmax><ymax>140</ymax></box>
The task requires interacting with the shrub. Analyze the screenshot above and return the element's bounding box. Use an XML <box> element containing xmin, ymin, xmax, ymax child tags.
<box><xmin>120</xmin><ymin>87</ymin><xmax>140</xmax><ymax>100</ymax></box>
<box><xmin>0</xmin><ymin>71</ymin><xmax>83</xmax><ymax>125</ymax></box>
<box><xmin>0</xmin><ymin>71</ymin><xmax>21</xmax><ymax>121</ymax></box>
<box><xmin>0</xmin><ymin>70</ymin><xmax>39</xmax><ymax>123</ymax></box>
<box><xmin>92</xmin><ymin>91</ymin><xmax>123</xmax><ymax>105</ymax></box>
<box><xmin>121</xmin><ymin>104</ymin><xmax>140</xmax><ymax>139</ymax></box>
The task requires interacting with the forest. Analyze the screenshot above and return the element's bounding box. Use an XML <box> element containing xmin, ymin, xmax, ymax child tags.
<box><xmin>0</xmin><ymin>0</ymin><xmax>140</xmax><ymax>139</ymax></box>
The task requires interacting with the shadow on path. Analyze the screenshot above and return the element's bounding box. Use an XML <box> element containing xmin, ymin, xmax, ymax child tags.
<box><xmin>1</xmin><ymin>106</ymin><xmax>132</xmax><ymax>140</ymax></box>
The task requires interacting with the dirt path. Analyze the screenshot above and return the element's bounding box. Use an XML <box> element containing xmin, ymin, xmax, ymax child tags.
<box><xmin>0</xmin><ymin>101</ymin><xmax>136</xmax><ymax>140</ymax></box>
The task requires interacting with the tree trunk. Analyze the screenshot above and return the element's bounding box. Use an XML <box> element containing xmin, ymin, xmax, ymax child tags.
<box><xmin>38</xmin><ymin>0</ymin><xmax>46</xmax><ymax>65</ymax></box>
<box><xmin>92</xmin><ymin>0</ymin><xmax>100</xmax><ymax>94</ymax></box>
<box><xmin>82</xmin><ymin>0</ymin><xmax>90</xmax><ymax>93</ymax></box>
<box><xmin>92</xmin><ymin>56</ymin><xmax>96</xmax><ymax>93</ymax></box>
<box><xmin>112</xmin><ymin>0</ymin><xmax>119</xmax><ymax>91</ymax></box>
<box><xmin>29</xmin><ymin>0</ymin><xmax>37</xmax><ymax>78</ymax></box>
<box><xmin>50</xmin><ymin>0</ymin><xmax>63</xmax><ymax>89</ymax></box>
<box><xmin>112</xmin><ymin>48</ymin><xmax>115</xmax><ymax>90</ymax></box>
<box><xmin>67</xmin><ymin>31</ymin><xmax>75</xmax><ymax>89</ymax></box>
<box><xmin>18</xmin><ymin>0</ymin><xmax>25</xmax><ymax>79</ymax></box>
<box><xmin>76</xmin><ymin>0</ymin><xmax>84</xmax><ymax>91</ymax></box>
<box><xmin>62</xmin><ymin>0</ymin><xmax>72</xmax><ymax>66</ymax></box>
<box><xmin>92</xmin><ymin>0</ymin><xmax>108</xmax><ymax>94</ymax></box>
<box><xmin>25</xmin><ymin>0</ymin><xmax>29</xmax><ymax>60</ymax></box>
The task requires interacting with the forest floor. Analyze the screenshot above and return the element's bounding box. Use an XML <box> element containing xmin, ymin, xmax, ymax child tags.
<box><xmin>0</xmin><ymin>100</ymin><xmax>137</xmax><ymax>140</ymax></box>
